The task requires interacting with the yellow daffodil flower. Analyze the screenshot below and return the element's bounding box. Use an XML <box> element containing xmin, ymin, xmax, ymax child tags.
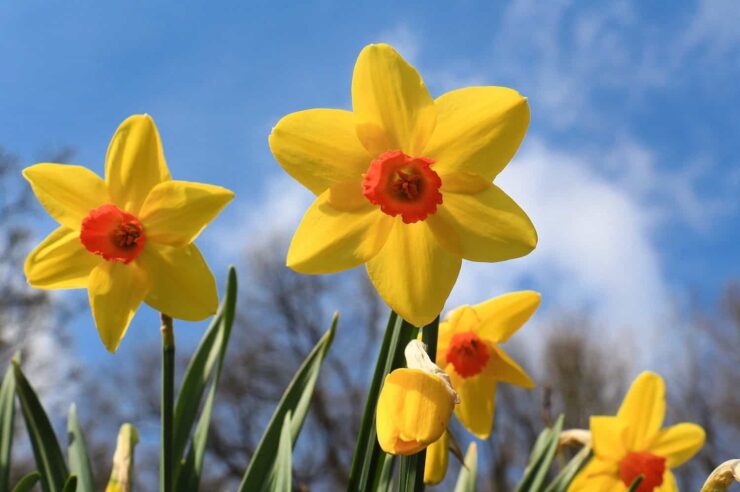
<box><xmin>270</xmin><ymin>43</ymin><xmax>536</xmax><ymax>327</ymax></box>
<box><xmin>569</xmin><ymin>371</ymin><xmax>706</xmax><ymax>492</ymax></box>
<box><xmin>24</xmin><ymin>115</ymin><xmax>234</xmax><ymax>352</ymax></box>
<box><xmin>423</xmin><ymin>430</ymin><xmax>449</xmax><ymax>484</ymax></box>
<box><xmin>376</xmin><ymin>340</ymin><xmax>458</xmax><ymax>455</ymax></box>
<box><xmin>437</xmin><ymin>291</ymin><xmax>540</xmax><ymax>439</ymax></box>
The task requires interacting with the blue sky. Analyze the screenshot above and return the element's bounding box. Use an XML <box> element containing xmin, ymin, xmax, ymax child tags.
<box><xmin>1</xmin><ymin>0</ymin><xmax>739</xmax><ymax>367</ymax></box>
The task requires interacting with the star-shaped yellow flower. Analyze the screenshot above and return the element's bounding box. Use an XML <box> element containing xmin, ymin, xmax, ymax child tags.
<box><xmin>569</xmin><ymin>372</ymin><xmax>705</xmax><ymax>492</ymax></box>
<box><xmin>24</xmin><ymin>115</ymin><xmax>234</xmax><ymax>352</ymax></box>
<box><xmin>270</xmin><ymin>43</ymin><xmax>536</xmax><ymax>327</ymax></box>
<box><xmin>437</xmin><ymin>291</ymin><xmax>540</xmax><ymax>439</ymax></box>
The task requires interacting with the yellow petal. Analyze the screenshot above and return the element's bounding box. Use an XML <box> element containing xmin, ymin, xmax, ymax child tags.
<box><xmin>434</xmin><ymin>185</ymin><xmax>537</xmax><ymax>262</ymax></box>
<box><xmin>590</xmin><ymin>416</ymin><xmax>629</xmax><ymax>462</ymax></box>
<box><xmin>136</xmin><ymin>243</ymin><xmax>218</xmax><ymax>321</ymax></box>
<box><xmin>474</xmin><ymin>291</ymin><xmax>541</xmax><ymax>343</ymax></box>
<box><xmin>366</xmin><ymin>220</ymin><xmax>461</xmax><ymax>327</ymax></box>
<box><xmin>287</xmin><ymin>191</ymin><xmax>393</xmax><ymax>274</ymax></box>
<box><xmin>437</xmin><ymin>305</ymin><xmax>481</xmax><ymax>366</ymax></box>
<box><xmin>488</xmin><ymin>345</ymin><xmax>535</xmax><ymax>388</ymax></box>
<box><xmin>423</xmin><ymin>431</ymin><xmax>448</xmax><ymax>485</ymax></box>
<box><xmin>269</xmin><ymin>109</ymin><xmax>371</xmax><ymax>195</ymax></box>
<box><xmin>105</xmin><ymin>114</ymin><xmax>171</xmax><ymax>215</ymax></box>
<box><xmin>654</xmin><ymin>470</ymin><xmax>678</xmax><ymax>492</ymax></box>
<box><xmin>617</xmin><ymin>371</ymin><xmax>666</xmax><ymax>450</ymax></box>
<box><xmin>650</xmin><ymin>423</ymin><xmax>705</xmax><ymax>468</ymax></box>
<box><xmin>23</xmin><ymin>164</ymin><xmax>111</xmax><ymax>230</ymax></box>
<box><xmin>426</xmin><ymin>86</ymin><xmax>530</xmax><ymax>181</ymax></box>
<box><xmin>88</xmin><ymin>262</ymin><xmax>149</xmax><ymax>352</ymax></box>
<box><xmin>352</xmin><ymin>44</ymin><xmax>436</xmax><ymax>156</ymax></box>
<box><xmin>376</xmin><ymin>368</ymin><xmax>455</xmax><ymax>455</ymax></box>
<box><xmin>25</xmin><ymin>227</ymin><xmax>100</xmax><ymax>289</ymax></box>
<box><xmin>449</xmin><ymin>368</ymin><xmax>496</xmax><ymax>439</ymax></box>
<box><xmin>139</xmin><ymin>180</ymin><xmax>234</xmax><ymax>247</ymax></box>
<box><xmin>568</xmin><ymin>458</ymin><xmax>621</xmax><ymax>492</ymax></box>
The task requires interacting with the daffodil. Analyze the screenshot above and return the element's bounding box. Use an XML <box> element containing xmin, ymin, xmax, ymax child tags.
<box><xmin>437</xmin><ymin>291</ymin><xmax>540</xmax><ymax>439</ymax></box>
<box><xmin>24</xmin><ymin>115</ymin><xmax>234</xmax><ymax>352</ymax></box>
<box><xmin>376</xmin><ymin>340</ymin><xmax>458</xmax><ymax>455</ymax></box>
<box><xmin>270</xmin><ymin>43</ymin><xmax>536</xmax><ymax>327</ymax></box>
<box><xmin>569</xmin><ymin>372</ymin><xmax>706</xmax><ymax>492</ymax></box>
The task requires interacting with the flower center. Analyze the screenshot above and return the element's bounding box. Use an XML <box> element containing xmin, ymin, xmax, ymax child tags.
<box><xmin>445</xmin><ymin>331</ymin><xmax>490</xmax><ymax>378</ymax></box>
<box><xmin>80</xmin><ymin>204</ymin><xmax>147</xmax><ymax>264</ymax></box>
<box><xmin>619</xmin><ymin>452</ymin><xmax>666</xmax><ymax>492</ymax></box>
<box><xmin>362</xmin><ymin>150</ymin><xmax>442</xmax><ymax>224</ymax></box>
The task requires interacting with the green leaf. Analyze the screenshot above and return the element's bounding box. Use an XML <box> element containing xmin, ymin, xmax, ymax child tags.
<box><xmin>13</xmin><ymin>361</ymin><xmax>69</xmax><ymax>492</ymax></box>
<box><xmin>454</xmin><ymin>442</ymin><xmax>478</xmax><ymax>492</ymax></box>
<box><xmin>0</xmin><ymin>356</ymin><xmax>18</xmax><ymax>491</ymax></box>
<box><xmin>267</xmin><ymin>411</ymin><xmax>293</xmax><ymax>492</ymax></box>
<box><xmin>543</xmin><ymin>445</ymin><xmax>591</xmax><ymax>492</ymax></box>
<box><xmin>516</xmin><ymin>415</ymin><xmax>565</xmax><ymax>492</ymax></box>
<box><xmin>238</xmin><ymin>313</ymin><xmax>338</xmax><ymax>492</ymax></box>
<box><xmin>347</xmin><ymin>312</ymin><xmax>420</xmax><ymax>492</ymax></box>
<box><xmin>628</xmin><ymin>475</ymin><xmax>644</xmax><ymax>492</ymax></box>
<box><xmin>67</xmin><ymin>404</ymin><xmax>95</xmax><ymax>492</ymax></box>
<box><xmin>61</xmin><ymin>475</ymin><xmax>77</xmax><ymax>492</ymax></box>
<box><xmin>174</xmin><ymin>267</ymin><xmax>238</xmax><ymax>491</ymax></box>
<box><xmin>375</xmin><ymin>454</ymin><xmax>395</xmax><ymax>492</ymax></box>
<box><xmin>11</xmin><ymin>471</ymin><xmax>40</xmax><ymax>492</ymax></box>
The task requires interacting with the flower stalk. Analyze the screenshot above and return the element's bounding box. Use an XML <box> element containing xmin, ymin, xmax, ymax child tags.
<box><xmin>160</xmin><ymin>314</ymin><xmax>175</xmax><ymax>492</ymax></box>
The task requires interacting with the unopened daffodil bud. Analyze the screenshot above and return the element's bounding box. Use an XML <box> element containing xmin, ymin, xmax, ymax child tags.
<box><xmin>105</xmin><ymin>423</ymin><xmax>139</xmax><ymax>492</ymax></box>
<box><xmin>424</xmin><ymin>430</ymin><xmax>449</xmax><ymax>484</ymax></box>
<box><xmin>700</xmin><ymin>459</ymin><xmax>740</xmax><ymax>492</ymax></box>
<box><xmin>376</xmin><ymin>340</ymin><xmax>458</xmax><ymax>455</ymax></box>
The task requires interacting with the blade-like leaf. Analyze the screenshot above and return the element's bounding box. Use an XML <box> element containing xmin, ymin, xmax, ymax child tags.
<box><xmin>516</xmin><ymin>415</ymin><xmax>565</xmax><ymax>492</ymax></box>
<box><xmin>238</xmin><ymin>314</ymin><xmax>338</xmax><ymax>492</ymax></box>
<box><xmin>106</xmin><ymin>423</ymin><xmax>139</xmax><ymax>492</ymax></box>
<box><xmin>454</xmin><ymin>442</ymin><xmax>478</xmax><ymax>492</ymax></box>
<box><xmin>0</xmin><ymin>357</ymin><xmax>17</xmax><ymax>491</ymax></box>
<box><xmin>61</xmin><ymin>476</ymin><xmax>77</xmax><ymax>492</ymax></box>
<box><xmin>11</xmin><ymin>471</ymin><xmax>40</xmax><ymax>492</ymax></box>
<box><xmin>174</xmin><ymin>267</ymin><xmax>237</xmax><ymax>491</ymax></box>
<box><xmin>543</xmin><ymin>445</ymin><xmax>591</xmax><ymax>492</ymax></box>
<box><xmin>67</xmin><ymin>404</ymin><xmax>95</xmax><ymax>492</ymax></box>
<box><xmin>375</xmin><ymin>454</ymin><xmax>395</xmax><ymax>492</ymax></box>
<box><xmin>268</xmin><ymin>411</ymin><xmax>292</xmax><ymax>492</ymax></box>
<box><xmin>13</xmin><ymin>361</ymin><xmax>69</xmax><ymax>492</ymax></box>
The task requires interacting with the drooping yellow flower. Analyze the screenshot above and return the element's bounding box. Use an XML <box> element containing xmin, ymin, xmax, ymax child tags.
<box><xmin>376</xmin><ymin>340</ymin><xmax>458</xmax><ymax>455</ymax></box>
<box><xmin>437</xmin><ymin>291</ymin><xmax>540</xmax><ymax>439</ymax></box>
<box><xmin>270</xmin><ymin>43</ymin><xmax>536</xmax><ymax>327</ymax></box>
<box><xmin>24</xmin><ymin>115</ymin><xmax>234</xmax><ymax>352</ymax></box>
<box><xmin>569</xmin><ymin>372</ymin><xmax>706</xmax><ymax>492</ymax></box>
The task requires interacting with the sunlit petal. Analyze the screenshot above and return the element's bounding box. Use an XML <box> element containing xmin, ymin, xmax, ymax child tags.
<box><xmin>105</xmin><ymin>114</ymin><xmax>171</xmax><ymax>214</ymax></box>
<box><xmin>448</xmin><ymin>368</ymin><xmax>496</xmax><ymax>439</ymax></box>
<box><xmin>366</xmin><ymin>220</ymin><xmax>460</xmax><ymax>327</ymax></box>
<box><xmin>23</xmin><ymin>164</ymin><xmax>111</xmax><ymax>230</ymax></box>
<box><xmin>88</xmin><ymin>262</ymin><xmax>149</xmax><ymax>352</ymax></box>
<box><xmin>139</xmin><ymin>180</ymin><xmax>234</xmax><ymax>247</ymax></box>
<box><xmin>591</xmin><ymin>416</ymin><xmax>629</xmax><ymax>462</ymax></box>
<box><xmin>352</xmin><ymin>44</ymin><xmax>436</xmax><ymax>156</ymax></box>
<box><xmin>617</xmin><ymin>371</ymin><xmax>666</xmax><ymax>450</ymax></box>
<box><xmin>474</xmin><ymin>291</ymin><xmax>541</xmax><ymax>343</ymax></box>
<box><xmin>426</xmin><ymin>86</ymin><xmax>529</xmax><ymax>180</ymax></box>
<box><xmin>488</xmin><ymin>345</ymin><xmax>535</xmax><ymax>388</ymax></box>
<box><xmin>137</xmin><ymin>243</ymin><xmax>218</xmax><ymax>321</ymax></box>
<box><xmin>269</xmin><ymin>109</ymin><xmax>371</xmax><ymax>195</ymax></box>
<box><xmin>650</xmin><ymin>423</ymin><xmax>705</xmax><ymax>468</ymax></box>
<box><xmin>25</xmin><ymin>227</ymin><xmax>100</xmax><ymax>289</ymax></box>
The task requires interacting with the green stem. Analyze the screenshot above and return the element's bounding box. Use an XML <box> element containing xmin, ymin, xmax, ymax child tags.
<box><xmin>160</xmin><ymin>314</ymin><xmax>175</xmax><ymax>492</ymax></box>
<box><xmin>399</xmin><ymin>317</ymin><xmax>439</xmax><ymax>492</ymax></box>
<box><xmin>347</xmin><ymin>311</ymin><xmax>419</xmax><ymax>492</ymax></box>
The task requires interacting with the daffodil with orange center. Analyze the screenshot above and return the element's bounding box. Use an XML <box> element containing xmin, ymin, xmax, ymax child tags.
<box><xmin>436</xmin><ymin>291</ymin><xmax>540</xmax><ymax>439</ymax></box>
<box><xmin>24</xmin><ymin>115</ymin><xmax>234</xmax><ymax>352</ymax></box>
<box><xmin>569</xmin><ymin>371</ymin><xmax>706</xmax><ymax>492</ymax></box>
<box><xmin>270</xmin><ymin>43</ymin><xmax>536</xmax><ymax>327</ymax></box>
